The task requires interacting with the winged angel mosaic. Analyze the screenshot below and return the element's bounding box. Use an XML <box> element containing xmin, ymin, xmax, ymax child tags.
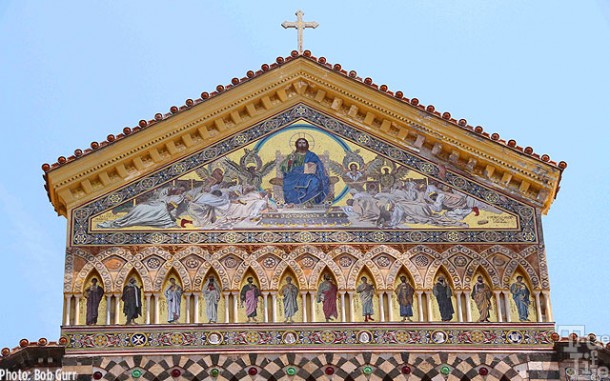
<box><xmin>93</xmin><ymin>126</ymin><xmax>514</xmax><ymax>231</ymax></box>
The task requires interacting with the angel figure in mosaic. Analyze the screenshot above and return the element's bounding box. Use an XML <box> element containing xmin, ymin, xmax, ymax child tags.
<box><xmin>222</xmin><ymin>149</ymin><xmax>276</xmax><ymax>189</ymax></box>
<box><xmin>328</xmin><ymin>150</ymin><xmax>381</xmax><ymax>192</ymax></box>
<box><xmin>365</xmin><ymin>156</ymin><xmax>410</xmax><ymax>192</ymax></box>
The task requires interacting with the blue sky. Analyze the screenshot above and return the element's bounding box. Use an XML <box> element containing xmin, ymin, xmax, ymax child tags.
<box><xmin>0</xmin><ymin>1</ymin><xmax>609</xmax><ymax>347</ymax></box>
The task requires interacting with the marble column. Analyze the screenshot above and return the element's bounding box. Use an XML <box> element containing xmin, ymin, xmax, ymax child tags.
<box><xmin>455</xmin><ymin>291</ymin><xmax>463</xmax><ymax>322</ymax></box>
<box><xmin>348</xmin><ymin>292</ymin><xmax>355</xmax><ymax>322</ymax></box>
<box><xmin>535</xmin><ymin>291</ymin><xmax>543</xmax><ymax>322</ymax></box>
<box><xmin>465</xmin><ymin>290</ymin><xmax>473</xmax><ymax>322</ymax></box>
<box><xmin>502</xmin><ymin>291</ymin><xmax>512</xmax><ymax>323</ymax></box>
<box><xmin>105</xmin><ymin>295</ymin><xmax>112</xmax><ymax>325</ymax></box>
<box><xmin>145</xmin><ymin>294</ymin><xmax>152</xmax><ymax>324</ymax></box>
<box><xmin>378</xmin><ymin>292</ymin><xmax>385</xmax><ymax>322</ymax></box>
<box><xmin>340</xmin><ymin>292</ymin><xmax>346</xmax><ymax>322</ymax></box>
<box><xmin>64</xmin><ymin>295</ymin><xmax>72</xmax><ymax>326</ymax></box>
<box><xmin>300</xmin><ymin>292</ymin><xmax>308</xmax><ymax>323</ymax></box>
<box><xmin>153</xmin><ymin>294</ymin><xmax>160</xmax><ymax>324</ymax></box>
<box><xmin>193</xmin><ymin>294</ymin><xmax>200</xmax><ymax>324</ymax></box>
<box><xmin>114</xmin><ymin>294</ymin><xmax>121</xmax><ymax>325</ymax></box>
<box><xmin>224</xmin><ymin>292</ymin><xmax>231</xmax><ymax>323</ymax></box>
<box><xmin>494</xmin><ymin>291</ymin><xmax>503</xmax><ymax>322</ymax></box>
<box><xmin>232</xmin><ymin>292</ymin><xmax>239</xmax><ymax>323</ymax></box>
<box><xmin>73</xmin><ymin>296</ymin><xmax>81</xmax><ymax>325</ymax></box>
<box><xmin>271</xmin><ymin>292</ymin><xmax>278</xmax><ymax>323</ymax></box>
<box><xmin>425</xmin><ymin>291</ymin><xmax>433</xmax><ymax>322</ymax></box>
<box><xmin>262</xmin><ymin>292</ymin><xmax>269</xmax><ymax>323</ymax></box>
<box><xmin>387</xmin><ymin>292</ymin><xmax>394</xmax><ymax>322</ymax></box>
<box><xmin>416</xmin><ymin>291</ymin><xmax>424</xmax><ymax>322</ymax></box>
<box><xmin>543</xmin><ymin>291</ymin><xmax>554</xmax><ymax>322</ymax></box>
<box><xmin>185</xmin><ymin>293</ymin><xmax>191</xmax><ymax>324</ymax></box>
<box><xmin>309</xmin><ymin>291</ymin><xmax>317</xmax><ymax>322</ymax></box>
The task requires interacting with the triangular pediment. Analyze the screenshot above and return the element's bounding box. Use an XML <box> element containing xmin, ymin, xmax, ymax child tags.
<box><xmin>69</xmin><ymin>104</ymin><xmax>538</xmax><ymax>246</ymax></box>
<box><xmin>45</xmin><ymin>56</ymin><xmax>563</xmax><ymax>219</ymax></box>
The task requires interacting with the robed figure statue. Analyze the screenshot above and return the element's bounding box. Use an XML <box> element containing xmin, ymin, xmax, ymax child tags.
<box><xmin>84</xmin><ymin>278</ymin><xmax>104</xmax><ymax>325</ymax></box>
<box><xmin>122</xmin><ymin>278</ymin><xmax>142</xmax><ymax>325</ymax></box>
<box><xmin>433</xmin><ymin>276</ymin><xmax>454</xmax><ymax>322</ymax></box>
<box><xmin>240</xmin><ymin>277</ymin><xmax>261</xmax><ymax>323</ymax></box>
<box><xmin>316</xmin><ymin>274</ymin><xmax>338</xmax><ymax>322</ymax></box>
<box><xmin>471</xmin><ymin>276</ymin><xmax>492</xmax><ymax>322</ymax></box>
<box><xmin>279</xmin><ymin>276</ymin><xmax>299</xmax><ymax>323</ymax></box>
<box><xmin>280</xmin><ymin>138</ymin><xmax>330</xmax><ymax>205</ymax></box>
<box><xmin>510</xmin><ymin>276</ymin><xmax>531</xmax><ymax>321</ymax></box>
<box><xmin>395</xmin><ymin>276</ymin><xmax>415</xmax><ymax>322</ymax></box>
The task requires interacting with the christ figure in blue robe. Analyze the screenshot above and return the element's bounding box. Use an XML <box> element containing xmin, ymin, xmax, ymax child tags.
<box><xmin>280</xmin><ymin>138</ymin><xmax>330</xmax><ymax>205</ymax></box>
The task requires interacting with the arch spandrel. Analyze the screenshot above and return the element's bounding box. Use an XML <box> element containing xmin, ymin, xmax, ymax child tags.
<box><xmin>305</xmin><ymin>246</ymin><xmax>346</xmax><ymax>290</ymax></box>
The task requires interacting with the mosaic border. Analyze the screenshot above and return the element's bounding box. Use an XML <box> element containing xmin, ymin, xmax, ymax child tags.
<box><xmin>71</xmin><ymin>104</ymin><xmax>537</xmax><ymax>246</ymax></box>
<box><xmin>62</xmin><ymin>323</ymin><xmax>554</xmax><ymax>353</ymax></box>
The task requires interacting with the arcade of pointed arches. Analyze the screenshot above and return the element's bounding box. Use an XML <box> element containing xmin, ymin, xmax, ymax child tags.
<box><xmin>63</xmin><ymin>244</ymin><xmax>553</xmax><ymax>326</ymax></box>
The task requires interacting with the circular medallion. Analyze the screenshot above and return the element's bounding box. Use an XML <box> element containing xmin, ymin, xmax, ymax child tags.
<box><xmin>296</xmin><ymin>231</ymin><xmax>314</xmax><ymax>243</ymax></box>
<box><xmin>506</xmin><ymin>330</ymin><xmax>524</xmax><ymax>344</ymax></box>
<box><xmin>246</xmin><ymin>331</ymin><xmax>260</xmax><ymax>344</ymax></box>
<box><xmin>94</xmin><ymin>334</ymin><xmax>108</xmax><ymax>347</ymax></box>
<box><xmin>450</xmin><ymin>177</ymin><xmax>468</xmax><ymax>189</ymax></box>
<box><xmin>431</xmin><ymin>330</ymin><xmax>448</xmax><ymax>344</ymax></box>
<box><xmin>395</xmin><ymin>330</ymin><xmax>411</xmax><ymax>343</ymax></box>
<box><xmin>139</xmin><ymin>177</ymin><xmax>156</xmax><ymax>190</ymax></box>
<box><xmin>203</xmin><ymin>147</ymin><xmax>220</xmax><ymax>160</ymax></box>
<box><xmin>484</xmin><ymin>191</ymin><xmax>499</xmax><ymax>203</ymax></box>
<box><xmin>130</xmin><ymin>333</ymin><xmax>147</xmax><ymax>347</ymax></box>
<box><xmin>170</xmin><ymin>333</ymin><xmax>184</xmax><ymax>346</ymax></box>
<box><xmin>301</xmin><ymin>256</ymin><xmax>315</xmax><ymax>268</ymax></box>
<box><xmin>74</xmin><ymin>208</ymin><xmax>91</xmax><ymax>220</ymax></box>
<box><xmin>282</xmin><ymin>331</ymin><xmax>298</xmax><ymax>345</ymax></box>
<box><xmin>110</xmin><ymin>233</ymin><xmax>127</xmax><ymax>245</ymax></box>
<box><xmin>357</xmin><ymin>134</ymin><xmax>370</xmax><ymax>144</ymax></box>
<box><xmin>107</xmin><ymin>193</ymin><xmax>123</xmax><ymax>204</ymax></box>
<box><xmin>470</xmin><ymin>330</ymin><xmax>485</xmax><ymax>343</ymax></box>
<box><xmin>259</xmin><ymin>231</ymin><xmax>280</xmax><ymax>243</ymax></box>
<box><xmin>222</xmin><ymin>232</ymin><xmax>240</xmax><ymax>244</ymax></box>
<box><xmin>147</xmin><ymin>233</ymin><xmax>165</xmax><ymax>245</ymax></box>
<box><xmin>206</xmin><ymin>332</ymin><xmax>222</xmax><ymax>345</ymax></box>
<box><xmin>232</xmin><ymin>134</ymin><xmax>248</xmax><ymax>146</ymax></box>
<box><xmin>408</xmin><ymin>231</ymin><xmax>425</xmax><ymax>243</ymax></box>
<box><xmin>320</xmin><ymin>331</ymin><xmax>336</xmax><ymax>344</ymax></box>
<box><xmin>357</xmin><ymin>331</ymin><xmax>372</xmax><ymax>344</ymax></box>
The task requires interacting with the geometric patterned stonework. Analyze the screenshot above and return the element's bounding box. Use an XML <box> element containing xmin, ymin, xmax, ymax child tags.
<box><xmin>61</xmin><ymin>351</ymin><xmax>561</xmax><ymax>380</ymax></box>
<box><xmin>61</xmin><ymin>323</ymin><xmax>556</xmax><ymax>354</ymax></box>
<box><xmin>70</xmin><ymin>104</ymin><xmax>539</xmax><ymax>247</ymax></box>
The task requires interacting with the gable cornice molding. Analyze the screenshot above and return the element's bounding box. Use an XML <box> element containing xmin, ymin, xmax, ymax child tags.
<box><xmin>44</xmin><ymin>57</ymin><xmax>562</xmax><ymax>216</ymax></box>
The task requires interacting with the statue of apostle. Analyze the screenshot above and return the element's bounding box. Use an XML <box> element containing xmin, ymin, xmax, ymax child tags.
<box><xmin>240</xmin><ymin>277</ymin><xmax>261</xmax><ymax>322</ymax></box>
<box><xmin>356</xmin><ymin>277</ymin><xmax>375</xmax><ymax>322</ymax></box>
<box><xmin>122</xmin><ymin>277</ymin><xmax>142</xmax><ymax>325</ymax></box>
<box><xmin>84</xmin><ymin>278</ymin><xmax>104</xmax><ymax>325</ymax></box>
<box><xmin>471</xmin><ymin>276</ymin><xmax>492</xmax><ymax>322</ymax></box>
<box><xmin>280</xmin><ymin>138</ymin><xmax>330</xmax><ymax>205</ymax></box>
<box><xmin>432</xmin><ymin>276</ymin><xmax>454</xmax><ymax>322</ymax></box>
<box><xmin>510</xmin><ymin>276</ymin><xmax>531</xmax><ymax>321</ymax></box>
<box><xmin>279</xmin><ymin>276</ymin><xmax>299</xmax><ymax>323</ymax></box>
<box><xmin>202</xmin><ymin>277</ymin><xmax>221</xmax><ymax>323</ymax></box>
<box><xmin>164</xmin><ymin>278</ymin><xmax>183</xmax><ymax>323</ymax></box>
<box><xmin>395</xmin><ymin>276</ymin><xmax>414</xmax><ymax>322</ymax></box>
<box><xmin>316</xmin><ymin>274</ymin><xmax>338</xmax><ymax>322</ymax></box>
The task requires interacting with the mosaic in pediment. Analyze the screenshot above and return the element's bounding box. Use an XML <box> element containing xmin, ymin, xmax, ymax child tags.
<box><xmin>72</xmin><ymin>104</ymin><xmax>536</xmax><ymax>245</ymax></box>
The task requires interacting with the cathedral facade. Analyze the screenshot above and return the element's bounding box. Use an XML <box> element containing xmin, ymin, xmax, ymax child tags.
<box><xmin>2</xmin><ymin>51</ymin><xmax>608</xmax><ymax>381</ymax></box>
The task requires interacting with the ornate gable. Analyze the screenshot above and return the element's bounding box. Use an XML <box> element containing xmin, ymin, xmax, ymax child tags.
<box><xmin>70</xmin><ymin>104</ymin><xmax>535</xmax><ymax>247</ymax></box>
<box><xmin>43</xmin><ymin>54</ymin><xmax>564</xmax><ymax>218</ymax></box>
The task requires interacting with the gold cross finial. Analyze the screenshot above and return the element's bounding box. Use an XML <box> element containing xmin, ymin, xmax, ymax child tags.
<box><xmin>281</xmin><ymin>10</ymin><xmax>319</xmax><ymax>54</ymax></box>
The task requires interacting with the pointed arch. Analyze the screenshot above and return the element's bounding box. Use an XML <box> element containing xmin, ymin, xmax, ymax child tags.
<box><xmin>114</xmin><ymin>256</ymin><xmax>153</xmax><ymax>292</ymax></box>
<box><xmin>270</xmin><ymin>261</ymin><xmax>307</xmax><ymax>291</ymax></box>
<box><xmin>386</xmin><ymin>259</ymin><xmax>423</xmax><ymax>289</ymax></box>
<box><xmin>72</xmin><ymin>260</ymin><xmax>113</xmax><ymax>294</ymax></box>
<box><xmin>231</xmin><ymin>260</ymin><xmax>268</xmax><ymax>291</ymax></box>
<box><xmin>347</xmin><ymin>260</ymin><xmax>385</xmax><ymax>290</ymax></box>
<box><xmin>304</xmin><ymin>245</ymin><xmax>346</xmax><ymax>290</ymax></box>
<box><xmin>153</xmin><ymin>257</ymin><xmax>192</xmax><ymax>292</ymax></box>
<box><xmin>503</xmin><ymin>260</ymin><xmax>540</xmax><ymax>289</ymax></box>
<box><xmin>424</xmin><ymin>262</ymin><xmax>460</xmax><ymax>290</ymax></box>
